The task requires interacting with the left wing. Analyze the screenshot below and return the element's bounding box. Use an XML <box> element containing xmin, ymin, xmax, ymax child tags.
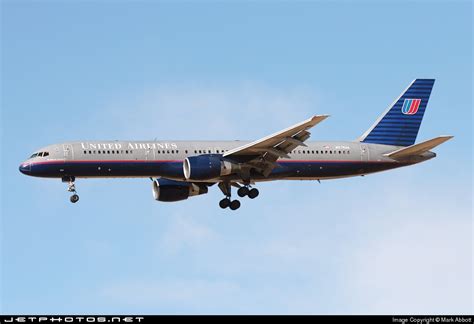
<box><xmin>223</xmin><ymin>115</ymin><xmax>329</xmax><ymax>176</ymax></box>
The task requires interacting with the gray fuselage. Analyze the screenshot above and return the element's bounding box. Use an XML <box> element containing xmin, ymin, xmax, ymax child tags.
<box><xmin>19</xmin><ymin>140</ymin><xmax>435</xmax><ymax>182</ymax></box>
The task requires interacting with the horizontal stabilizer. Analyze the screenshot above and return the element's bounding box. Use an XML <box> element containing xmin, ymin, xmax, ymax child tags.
<box><xmin>384</xmin><ymin>136</ymin><xmax>453</xmax><ymax>159</ymax></box>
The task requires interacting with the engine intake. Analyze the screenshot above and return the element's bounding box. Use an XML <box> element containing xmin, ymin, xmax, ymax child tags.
<box><xmin>183</xmin><ymin>154</ymin><xmax>240</xmax><ymax>181</ymax></box>
<box><xmin>152</xmin><ymin>178</ymin><xmax>208</xmax><ymax>202</ymax></box>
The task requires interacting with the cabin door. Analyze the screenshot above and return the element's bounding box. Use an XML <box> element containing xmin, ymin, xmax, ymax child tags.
<box><xmin>63</xmin><ymin>144</ymin><xmax>74</xmax><ymax>160</ymax></box>
<box><xmin>360</xmin><ymin>143</ymin><xmax>369</xmax><ymax>162</ymax></box>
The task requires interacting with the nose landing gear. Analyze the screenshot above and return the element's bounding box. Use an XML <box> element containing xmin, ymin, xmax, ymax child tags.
<box><xmin>70</xmin><ymin>193</ymin><xmax>79</xmax><ymax>203</ymax></box>
<box><xmin>63</xmin><ymin>176</ymin><xmax>79</xmax><ymax>203</ymax></box>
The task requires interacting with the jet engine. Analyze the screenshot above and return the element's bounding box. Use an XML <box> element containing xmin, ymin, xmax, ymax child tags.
<box><xmin>183</xmin><ymin>154</ymin><xmax>240</xmax><ymax>181</ymax></box>
<box><xmin>152</xmin><ymin>178</ymin><xmax>208</xmax><ymax>202</ymax></box>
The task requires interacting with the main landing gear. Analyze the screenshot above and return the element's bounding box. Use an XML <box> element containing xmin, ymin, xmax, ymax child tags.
<box><xmin>219</xmin><ymin>197</ymin><xmax>241</xmax><ymax>210</ymax></box>
<box><xmin>218</xmin><ymin>182</ymin><xmax>240</xmax><ymax>210</ymax></box>
<box><xmin>218</xmin><ymin>182</ymin><xmax>259</xmax><ymax>210</ymax></box>
<box><xmin>237</xmin><ymin>186</ymin><xmax>259</xmax><ymax>199</ymax></box>
<box><xmin>62</xmin><ymin>176</ymin><xmax>79</xmax><ymax>203</ymax></box>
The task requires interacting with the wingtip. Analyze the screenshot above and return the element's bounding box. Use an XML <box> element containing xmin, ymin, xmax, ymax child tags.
<box><xmin>311</xmin><ymin>114</ymin><xmax>330</xmax><ymax>120</ymax></box>
<box><xmin>440</xmin><ymin>135</ymin><xmax>454</xmax><ymax>140</ymax></box>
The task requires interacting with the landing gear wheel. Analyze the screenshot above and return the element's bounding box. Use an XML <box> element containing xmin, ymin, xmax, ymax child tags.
<box><xmin>219</xmin><ymin>198</ymin><xmax>230</xmax><ymax>209</ymax></box>
<box><xmin>70</xmin><ymin>194</ymin><xmax>80</xmax><ymax>203</ymax></box>
<box><xmin>229</xmin><ymin>200</ymin><xmax>241</xmax><ymax>210</ymax></box>
<box><xmin>248</xmin><ymin>188</ymin><xmax>259</xmax><ymax>199</ymax></box>
<box><xmin>237</xmin><ymin>187</ymin><xmax>249</xmax><ymax>197</ymax></box>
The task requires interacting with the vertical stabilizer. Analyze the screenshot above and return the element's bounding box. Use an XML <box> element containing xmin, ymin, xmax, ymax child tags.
<box><xmin>359</xmin><ymin>79</ymin><xmax>435</xmax><ymax>146</ymax></box>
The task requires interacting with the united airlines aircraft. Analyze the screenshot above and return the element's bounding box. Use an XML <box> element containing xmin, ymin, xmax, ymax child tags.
<box><xmin>19</xmin><ymin>79</ymin><xmax>452</xmax><ymax>210</ymax></box>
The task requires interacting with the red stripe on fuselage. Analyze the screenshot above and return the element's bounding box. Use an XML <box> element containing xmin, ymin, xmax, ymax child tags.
<box><xmin>28</xmin><ymin>159</ymin><xmax>397</xmax><ymax>166</ymax></box>
<box><xmin>31</xmin><ymin>159</ymin><xmax>183</xmax><ymax>165</ymax></box>
<box><xmin>280</xmin><ymin>160</ymin><xmax>394</xmax><ymax>163</ymax></box>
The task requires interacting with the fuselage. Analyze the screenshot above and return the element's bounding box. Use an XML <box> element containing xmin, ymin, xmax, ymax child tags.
<box><xmin>19</xmin><ymin>140</ymin><xmax>435</xmax><ymax>182</ymax></box>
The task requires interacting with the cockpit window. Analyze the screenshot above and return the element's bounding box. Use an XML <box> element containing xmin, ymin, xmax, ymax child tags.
<box><xmin>29</xmin><ymin>152</ymin><xmax>49</xmax><ymax>158</ymax></box>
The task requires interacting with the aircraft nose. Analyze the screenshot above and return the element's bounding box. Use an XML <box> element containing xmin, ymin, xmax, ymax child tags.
<box><xmin>19</xmin><ymin>162</ymin><xmax>31</xmax><ymax>175</ymax></box>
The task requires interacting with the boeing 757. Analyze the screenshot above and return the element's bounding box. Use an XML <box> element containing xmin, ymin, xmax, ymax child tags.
<box><xmin>19</xmin><ymin>79</ymin><xmax>452</xmax><ymax>210</ymax></box>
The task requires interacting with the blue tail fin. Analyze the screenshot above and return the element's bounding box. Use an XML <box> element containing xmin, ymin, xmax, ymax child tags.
<box><xmin>359</xmin><ymin>79</ymin><xmax>435</xmax><ymax>146</ymax></box>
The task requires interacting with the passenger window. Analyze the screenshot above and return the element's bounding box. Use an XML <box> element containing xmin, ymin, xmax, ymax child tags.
<box><xmin>316</xmin><ymin>151</ymin><xmax>319</xmax><ymax>154</ymax></box>
<box><xmin>330</xmin><ymin>151</ymin><xmax>332</xmax><ymax>154</ymax></box>
<box><xmin>112</xmin><ymin>151</ymin><xmax>115</xmax><ymax>154</ymax></box>
<box><xmin>339</xmin><ymin>151</ymin><xmax>341</xmax><ymax>154</ymax></box>
<box><xmin>167</xmin><ymin>150</ymin><xmax>170</xmax><ymax>154</ymax></box>
<box><xmin>298</xmin><ymin>150</ymin><xmax>301</xmax><ymax>154</ymax></box>
<box><xmin>185</xmin><ymin>150</ymin><xmax>188</xmax><ymax>154</ymax></box>
<box><xmin>107</xmin><ymin>151</ymin><xmax>110</xmax><ymax>154</ymax></box>
<box><xmin>98</xmin><ymin>151</ymin><xmax>101</xmax><ymax>154</ymax></box>
<box><xmin>199</xmin><ymin>150</ymin><xmax>202</xmax><ymax>154</ymax></box>
<box><xmin>312</xmin><ymin>151</ymin><xmax>314</xmax><ymax>154</ymax></box>
<box><xmin>89</xmin><ymin>151</ymin><xmax>92</xmax><ymax>154</ymax></box>
<box><xmin>126</xmin><ymin>150</ymin><xmax>129</xmax><ymax>154</ymax></box>
<box><xmin>93</xmin><ymin>151</ymin><xmax>96</xmax><ymax>154</ymax></box>
<box><xmin>84</xmin><ymin>151</ymin><xmax>87</xmax><ymax>154</ymax></box>
<box><xmin>177</xmin><ymin>150</ymin><xmax>179</xmax><ymax>153</ymax></box>
<box><xmin>171</xmin><ymin>150</ymin><xmax>174</xmax><ymax>154</ymax></box>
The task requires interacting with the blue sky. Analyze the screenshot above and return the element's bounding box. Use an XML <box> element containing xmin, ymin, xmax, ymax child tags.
<box><xmin>1</xmin><ymin>0</ymin><xmax>472</xmax><ymax>314</ymax></box>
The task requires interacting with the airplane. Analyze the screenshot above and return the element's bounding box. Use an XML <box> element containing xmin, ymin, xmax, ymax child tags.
<box><xmin>19</xmin><ymin>79</ymin><xmax>453</xmax><ymax>210</ymax></box>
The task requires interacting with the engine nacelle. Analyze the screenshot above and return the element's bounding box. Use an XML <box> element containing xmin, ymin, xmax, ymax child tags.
<box><xmin>183</xmin><ymin>154</ymin><xmax>240</xmax><ymax>181</ymax></box>
<box><xmin>152</xmin><ymin>178</ymin><xmax>208</xmax><ymax>202</ymax></box>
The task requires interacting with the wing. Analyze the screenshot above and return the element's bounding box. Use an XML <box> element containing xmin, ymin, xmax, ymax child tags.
<box><xmin>223</xmin><ymin>115</ymin><xmax>329</xmax><ymax>176</ymax></box>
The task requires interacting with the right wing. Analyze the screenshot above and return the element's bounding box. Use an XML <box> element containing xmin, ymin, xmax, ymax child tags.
<box><xmin>223</xmin><ymin>115</ymin><xmax>329</xmax><ymax>176</ymax></box>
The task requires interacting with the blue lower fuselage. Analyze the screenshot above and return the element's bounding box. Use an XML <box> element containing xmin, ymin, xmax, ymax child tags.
<box><xmin>20</xmin><ymin>159</ymin><xmax>407</xmax><ymax>181</ymax></box>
